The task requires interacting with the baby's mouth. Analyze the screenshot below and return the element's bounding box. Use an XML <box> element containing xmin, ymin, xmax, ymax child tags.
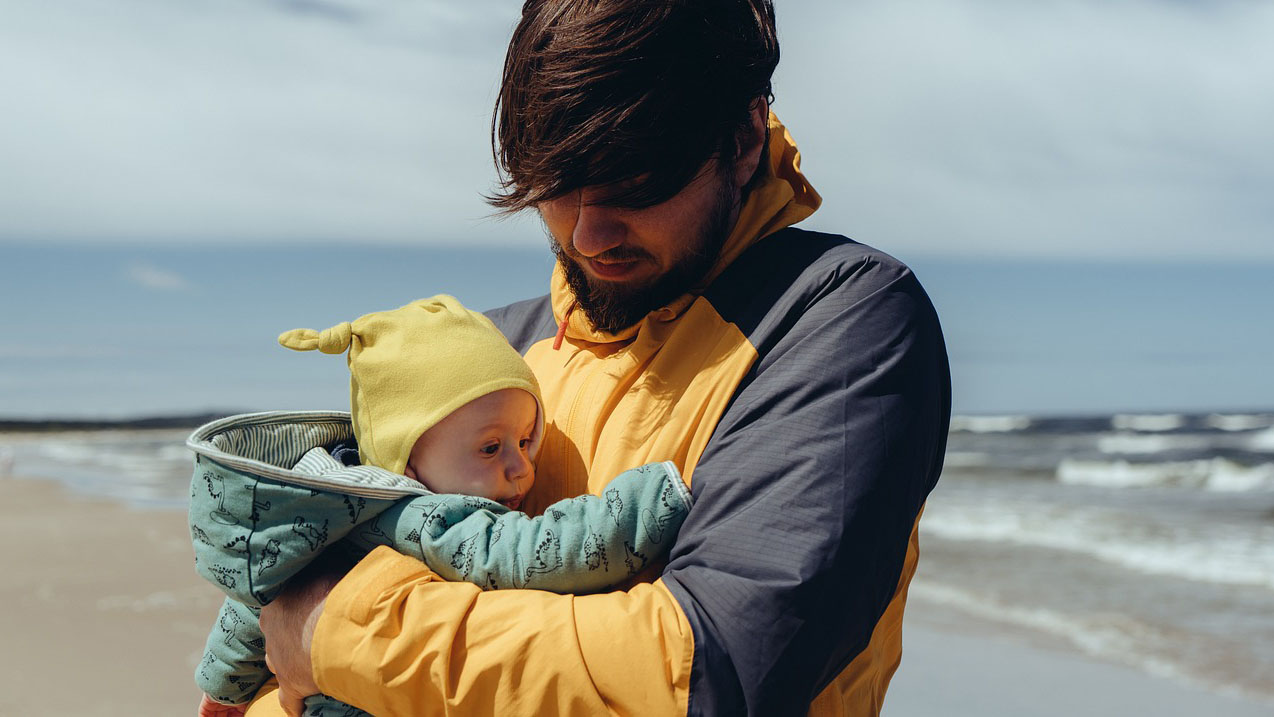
<box><xmin>500</xmin><ymin>495</ymin><xmax>524</xmax><ymax>511</ymax></box>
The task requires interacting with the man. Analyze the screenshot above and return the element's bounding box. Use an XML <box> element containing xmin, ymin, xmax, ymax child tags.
<box><xmin>256</xmin><ymin>1</ymin><xmax>950</xmax><ymax>715</ymax></box>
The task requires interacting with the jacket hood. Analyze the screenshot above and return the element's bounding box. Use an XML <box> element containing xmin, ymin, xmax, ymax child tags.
<box><xmin>549</xmin><ymin>112</ymin><xmax>822</xmax><ymax>345</ymax></box>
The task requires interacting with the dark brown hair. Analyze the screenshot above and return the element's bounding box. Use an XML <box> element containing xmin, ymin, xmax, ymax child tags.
<box><xmin>488</xmin><ymin>0</ymin><xmax>778</xmax><ymax>212</ymax></box>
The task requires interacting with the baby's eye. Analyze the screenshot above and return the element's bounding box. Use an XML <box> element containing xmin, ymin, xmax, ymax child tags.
<box><xmin>519</xmin><ymin>438</ymin><xmax>532</xmax><ymax>450</ymax></box>
<box><xmin>480</xmin><ymin>442</ymin><xmax>500</xmax><ymax>456</ymax></box>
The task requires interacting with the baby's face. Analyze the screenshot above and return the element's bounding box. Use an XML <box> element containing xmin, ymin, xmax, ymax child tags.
<box><xmin>404</xmin><ymin>388</ymin><xmax>537</xmax><ymax>510</ymax></box>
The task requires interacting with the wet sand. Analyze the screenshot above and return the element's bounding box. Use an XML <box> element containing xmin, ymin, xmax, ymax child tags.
<box><xmin>887</xmin><ymin>600</ymin><xmax>1274</xmax><ymax>716</ymax></box>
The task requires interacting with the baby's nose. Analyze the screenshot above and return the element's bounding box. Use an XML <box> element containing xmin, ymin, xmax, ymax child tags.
<box><xmin>507</xmin><ymin>453</ymin><xmax>533</xmax><ymax>481</ymax></box>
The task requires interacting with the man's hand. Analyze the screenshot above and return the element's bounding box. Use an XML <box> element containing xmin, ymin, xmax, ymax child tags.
<box><xmin>259</xmin><ymin>551</ymin><xmax>351</xmax><ymax>716</ymax></box>
<box><xmin>197</xmin><ymin>693</ymin><xmax>247</xmax><ymax>717</ymax></box>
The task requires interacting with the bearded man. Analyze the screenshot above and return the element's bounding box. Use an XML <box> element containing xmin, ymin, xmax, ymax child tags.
<box><xmin>257</xmin><ymin>1</ymin><xmax>950</xmax><ymax>715</ymax></box>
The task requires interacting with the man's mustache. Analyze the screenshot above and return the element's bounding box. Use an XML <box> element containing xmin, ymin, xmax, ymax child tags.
<box><xmin>556</xmin><ymin>241</ymin><xmax>654</xmax><ymax>266</ymax></box>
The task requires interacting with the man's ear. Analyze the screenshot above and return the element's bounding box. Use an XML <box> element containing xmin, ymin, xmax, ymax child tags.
<box><xmin>732</xmin><ymin>98</ymin><xmax>769</xmax><ymax>189</ymax></box>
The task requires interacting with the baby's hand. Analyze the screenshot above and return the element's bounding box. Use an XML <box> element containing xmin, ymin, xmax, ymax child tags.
<box><xmin>198</xmin><ymin>693</ymin><xmax>247</xmax><ymax>717</ymax></box>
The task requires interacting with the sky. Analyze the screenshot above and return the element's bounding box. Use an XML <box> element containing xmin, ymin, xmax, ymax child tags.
<box><xmin>2</xmin><ymin>0</ymin><xmax>1271</xmax><ymax>259</ymax></box>
<box><xmin>0</xmin><ymin>0</ymin><xmax>1271</xmax><ymax>418</ymax></box>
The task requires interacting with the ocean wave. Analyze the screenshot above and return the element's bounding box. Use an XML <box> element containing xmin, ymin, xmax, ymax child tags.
<box><xmin>1249</xmin><ymin>427</ymin><xmax>1274</xmax><ymax>452</ymax></box>
<box><xmin>35</xmin><ymin>439</ymin><xmax>187</xmax><ymax>481</ymax></box>
<box><xmin>1111</xmin><ymin>414</ymin><xmax>1186</xmax><ymax>432</ymax></box>
<box><xmin>1057</xmin><ymin>457</ymin><xmax>1274</xmax><ymax>492</ymax></box>
<box><xmin>921</xmin><ymin>500</ymin><xmax>1274</xmax><ymax>591</ymax></box>
<box><xmin>11</xmin><ymin>432</ymin><xmax>194</xmax><ymax>507</ymax></box>
<box><xmin>1207</xmin><ymin>414</ymin><xmax>1274</xmax><ymax>432</ymax></box>
<box><xmin>1095</xmin><ymin>433</ymin><xmax>1200</xmax><ymax>455</ymax></box>
<box><xmin>940</xmin><ymin>451</ymin><xmax>992</xmax><ymax>468</ymax></box>
<box><xmin>950</xmin><ymin>415</ymin><xmax>1032</xmax><ymax>433</ymax></box>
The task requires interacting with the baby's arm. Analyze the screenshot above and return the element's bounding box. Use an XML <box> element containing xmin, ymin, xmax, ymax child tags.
<box><xmin>196</xmin><ymin>598</ymin><xmax>269</xmax><ymax>709</ymax></box>
<box><xmin>352</xmin><ymin>461</ymin><xmax>692</xmax><ymax>593</ymax></box>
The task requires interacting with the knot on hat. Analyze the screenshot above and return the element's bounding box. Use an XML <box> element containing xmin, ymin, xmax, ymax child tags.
<box><xmin>277</xmin><ymin>322</ymin><xmax>354</xmax><ymax>354</ymax></box>
<box><xmin>317</xmin><ymin>323</ymin><xmax>353</xmax><ymax>354</ymax></box>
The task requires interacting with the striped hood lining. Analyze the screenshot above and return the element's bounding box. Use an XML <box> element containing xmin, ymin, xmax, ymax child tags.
<box><xmin>186</xmin><ymin>411</ymin><xmax>433</xmax><ymax>500</ymax></box>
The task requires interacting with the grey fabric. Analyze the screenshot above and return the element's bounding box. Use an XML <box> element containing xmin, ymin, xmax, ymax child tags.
<box><xmin>187</xmin><ymin>411</ymin><xmax>432</xmax><ymax>500</ymax></box>
<box><xmin>666</xmin><ymin>230</ymin><xmax>951</xmax><ymax>714</ymax></box>
<box><xmin>485</xmin><ymin>294</ymin><xmax>556</xmax><ymax>353</ymax></box>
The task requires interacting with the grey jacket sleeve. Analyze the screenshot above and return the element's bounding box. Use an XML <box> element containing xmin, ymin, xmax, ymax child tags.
<box><xmin>663</xmin><ymin>237</ymin><xmax>952</xmax><ymax>714</ymax></box>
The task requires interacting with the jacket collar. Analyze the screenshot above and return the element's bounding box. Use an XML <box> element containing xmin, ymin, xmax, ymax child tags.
<box><xmin>549</xmin><ymin>112</ymin><xmax>821</xmax><ymax>345</ymax></box>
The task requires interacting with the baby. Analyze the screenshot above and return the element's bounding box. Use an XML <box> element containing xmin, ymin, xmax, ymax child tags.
<box><xmin>189</xmin><ymin>295</ymin><xmax>691</xmax><ymax>717</ymax></box>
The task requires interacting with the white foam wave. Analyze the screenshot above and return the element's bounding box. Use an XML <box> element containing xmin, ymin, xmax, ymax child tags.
<box><xmin>13</xmin><ymin>432</ymin><xmax>194</xmax><ymax>507</ymax></box>
<box><xmin>941</xmin><ymin>451</ymin><xmax>992</xmax><ymax>468</ymax></box>
<box><xmin>36</xmin><ymin>440</ymin><xmax>102</xmax><ymax>464</ymax></box>
<box><xmin>157</xmin><ymin>444</ymin><xmax>191</xmax><ymax>461</ymax></box>
<box><xmin>1111</xmin><ymin>414</ymin><xmax>1185</xmax><ymax>432</ymax></box>
<box><xmin>1057</xmin><ymin>457</ymin><xmax>1274</xmax><ymax>492</ymax></box>
<box><xmin>1207</xmin><ymin>414</ymin><xmax>1274</xmax><ymax>431</ymax></box>
<box><xmin>950</xmin><ymin>415</ymin><xmax>1032</xmax><ymax>433</ymax></box>
<box><xmin>921</xmin><ymin>500</ymin><xmax>1274</xmax><ymax>590</ymax></box>
<box><xmin>1248</xmin><ymin>427</ymin><xmax>1274</xmax><ymax>452</ymax></box>
<box><xmin>1096</xmin><ymin>433</ymin><xmax>1186</xmax><ymax>454</ymax></box>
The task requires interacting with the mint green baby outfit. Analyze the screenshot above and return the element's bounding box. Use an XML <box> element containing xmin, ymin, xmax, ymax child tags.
<box><xmin>187</xmin><ymin>411</ymin><xmax>691</xmax><ymax>715</ymax></box>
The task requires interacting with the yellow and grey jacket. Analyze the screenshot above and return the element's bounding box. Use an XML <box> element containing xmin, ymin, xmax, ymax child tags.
<box><xmin>245</xmin><ymin>115</ymin><xmax>951</xmax><ymax>716</ymax></box>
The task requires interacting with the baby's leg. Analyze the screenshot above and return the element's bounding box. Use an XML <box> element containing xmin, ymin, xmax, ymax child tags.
<box><xmin>302</xmin><ymin>694</ymin><xmax>374</xmax><ymax>716</ymax></box>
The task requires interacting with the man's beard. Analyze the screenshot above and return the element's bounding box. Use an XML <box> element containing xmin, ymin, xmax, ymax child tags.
<box><xmin>549</xmin><ymin>177</ymin><xmax>737</xmax><ymax>334</ymax></box>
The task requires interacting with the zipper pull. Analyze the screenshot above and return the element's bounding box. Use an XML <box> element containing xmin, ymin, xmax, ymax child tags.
<box><xmin>553</xmin><ymin>301</ymin><xmax>577</xmax><ymax>351</ymax></box>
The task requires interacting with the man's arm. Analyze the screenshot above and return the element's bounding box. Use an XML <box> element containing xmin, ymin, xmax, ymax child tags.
<box><xmin>261</xmin><ymin>249</ymin><xmax>949</xmax><ymax>716</ymax></box>
<box><xmin>666</xmin><ymin>246</ymin><xmax>951</xmax><ymax>712</ymax></box>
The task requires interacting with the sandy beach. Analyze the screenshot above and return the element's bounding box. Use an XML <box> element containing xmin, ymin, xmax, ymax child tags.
<box><xmin>2</xmin><ymin>472</ymin><xmax>1271</xmax><ymax>716</ymax></box>
<box><xmin>0</xmin><ymin>476</ymin><xmax>217</xmax><ymax>716</ymax></box>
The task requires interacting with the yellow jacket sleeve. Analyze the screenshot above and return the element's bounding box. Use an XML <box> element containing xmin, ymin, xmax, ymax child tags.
<box><xmin>310</xmin><ymin>546</ymin><xmax>694</xmax><ymax>716</ymax></box>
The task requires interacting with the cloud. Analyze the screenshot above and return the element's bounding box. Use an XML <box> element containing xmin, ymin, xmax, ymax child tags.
<box><xmin>124</xmin><ymin>262</ymin><xmax>190</xmax><ymax>291</ymax></box>
<box><xmin>774</xmin><ymin>0</ymin><xmax>1274</xmax><ymax>260</ymax></box>
<box><xmin>0</xmin><ymin>0</ymin><xmax>1270</xmax><ymax>261</ymax></box>
<box><xmin>270</xmin><ymin>0</ymin><xmax>364</xmax><ymax>24</ymax></box>
<box><xmin>0</xmin><ymin>0</ymin><xmax>531</xmax><ymax>245</ymax></box>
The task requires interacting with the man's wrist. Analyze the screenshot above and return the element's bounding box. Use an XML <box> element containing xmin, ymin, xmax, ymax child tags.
<box><xmin>301</xmin><ymin>595</ymin><xmax>326</xmax><ymax>658</ymax></box>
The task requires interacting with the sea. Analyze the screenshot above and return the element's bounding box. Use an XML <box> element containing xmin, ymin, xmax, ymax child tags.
<box><xmin>2</xmin><ymin>409</ymin><xmax>1271</xmax><ymax>701</ymax></box>
<box><xmin>916</xmin><ymin>411</ymin><xmax>1274</xmax><ymax>703</ymax></box>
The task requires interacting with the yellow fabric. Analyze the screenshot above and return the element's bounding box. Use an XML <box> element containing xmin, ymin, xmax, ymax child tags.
<box><xmin>273</xmin><ymin>113</ymin><xmax>921</xmax><ymax>716</ymax></box>
<box><xmin>278</xmin><ymin>295</ymin><xmax>544</xmax><ymax>476</ymax></box>
<box><xmin>807</xmin><ymin>510</ymin><xmax>924</xmax><ymax>717</ymax></box>
<box><xmin>522</xmin><ymin>299</ymin><xmax>757</xmax><ymax>506</ymax></box>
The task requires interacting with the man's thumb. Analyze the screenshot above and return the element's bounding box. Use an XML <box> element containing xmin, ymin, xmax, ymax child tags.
<box><xmin>276</xmin><ymin>685</ymin><xmax>306</xmax><ymax>717</ymax></box>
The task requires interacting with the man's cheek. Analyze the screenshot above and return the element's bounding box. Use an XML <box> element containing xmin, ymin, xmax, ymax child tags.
<box><xmin>538</xmin><ymin>204</ymin><xmax>578</xmax><ymax>247</ymax></box>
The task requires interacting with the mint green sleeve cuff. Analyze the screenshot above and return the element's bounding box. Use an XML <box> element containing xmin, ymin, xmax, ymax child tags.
<box><xmin>195</xmin><ymin>598</ymin><xmax>268</xmax><ymax>706</ymax></box>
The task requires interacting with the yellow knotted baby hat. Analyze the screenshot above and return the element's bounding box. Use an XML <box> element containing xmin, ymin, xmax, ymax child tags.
<box><xmin>278</xmin><ymin>295</ymin><xmax>544</xmax><ymax>476</ymax></box>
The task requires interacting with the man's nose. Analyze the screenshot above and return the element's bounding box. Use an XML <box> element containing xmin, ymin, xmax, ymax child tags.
<box><xmin>570</xmin><ymin>196</ymin><xmax>626</xmax><ymax>258</ymax></box>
